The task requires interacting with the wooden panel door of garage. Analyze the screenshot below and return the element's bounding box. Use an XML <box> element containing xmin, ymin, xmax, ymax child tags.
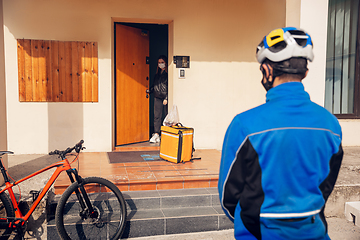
<box><xmin>115</xmin><ymin>24</ymin><xmax>150</xmax><ymax>145</ymax></box>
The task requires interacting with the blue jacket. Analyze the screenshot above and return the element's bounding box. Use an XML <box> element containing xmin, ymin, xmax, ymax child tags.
<box><xmin>218</xmin><ymin>82</ymin><xmax>343</xmax><ymax>239</ymax></box>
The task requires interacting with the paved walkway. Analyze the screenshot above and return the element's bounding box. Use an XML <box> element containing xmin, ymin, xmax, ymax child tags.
<box><xmin>128</xmin><ymin>216</ymin><xmax>360</xmax><ymax>240</ymax></box>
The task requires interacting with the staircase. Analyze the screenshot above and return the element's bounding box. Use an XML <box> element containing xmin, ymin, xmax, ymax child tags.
<box><xmin>46</xmin><ymin>187</ymin><xmax>233</xmax><ymax>239</ymax></box>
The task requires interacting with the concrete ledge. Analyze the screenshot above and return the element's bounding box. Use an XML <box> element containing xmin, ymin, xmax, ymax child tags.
<box><xmin>345</xmin><ymin>201</ymin><xmax>360</xmax><ymax>227</ymax></box>
<box><xmin>325</xmin><ymin>185</ymin><xmax>360</xmax><ymax>217</ymax></box>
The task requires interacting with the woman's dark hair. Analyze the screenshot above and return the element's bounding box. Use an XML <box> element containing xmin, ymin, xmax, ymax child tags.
<box><xmin>156</xmin><ymin>55</ymin><xmax>168</xmax><ymax>74</ymax></box>
<box><xmin>158</xmin><ymin>55</ymin><xmax>168</xmax><ymax>63</ymax></box>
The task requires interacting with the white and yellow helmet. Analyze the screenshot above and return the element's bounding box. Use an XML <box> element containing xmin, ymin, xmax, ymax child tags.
<box><xmin>256</xmin><ymin>27</ymin><xmax>314</xmax><ymax>63</ymax></box>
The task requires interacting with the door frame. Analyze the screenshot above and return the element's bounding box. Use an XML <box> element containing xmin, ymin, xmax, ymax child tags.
<box><xmin>112</xmin><ymin>18</ymin><xmax>173</xmax><ymax>150</ymax></box>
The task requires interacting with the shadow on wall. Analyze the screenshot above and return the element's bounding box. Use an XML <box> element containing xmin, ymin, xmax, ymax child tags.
<box><xmin>48</xmin><ymin>103</ymin><xmax>83</xmax><ymax>152</ymax></box>
<box><xmin>4</xmin><ymin>0</ymin><xmax>285</xmax><ymax>63</ymax></box>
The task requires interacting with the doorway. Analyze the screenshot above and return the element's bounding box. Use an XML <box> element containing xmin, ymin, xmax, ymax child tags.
<box><xmin>115</xmin><ymin>22</ymin><xmax>168</xmax><ymax>146</ymax></box>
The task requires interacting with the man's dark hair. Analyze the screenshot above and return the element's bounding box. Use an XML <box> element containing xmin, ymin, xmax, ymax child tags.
<box><xmin>264</xmin><ymin>57</ymin><xmax>308</xmax><ymax>80</ymax></box>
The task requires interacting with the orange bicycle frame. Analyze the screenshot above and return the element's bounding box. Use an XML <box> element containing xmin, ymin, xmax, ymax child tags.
<box><xmin>0</xmin><ymin>156</ymin><xmax>74</xmax><ymax>224</ymax></box>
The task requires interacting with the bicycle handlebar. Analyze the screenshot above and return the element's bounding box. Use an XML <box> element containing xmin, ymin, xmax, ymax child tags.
<box><xmin>49</xmin><ymin>140</ymin><xmax>85</xmax><ymax>158</ymax></box>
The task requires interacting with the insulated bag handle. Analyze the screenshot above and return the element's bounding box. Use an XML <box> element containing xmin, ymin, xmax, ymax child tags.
<box><xmin>173</xmin><ymin>123</ymin><xmax>194</xmax><ymax>131</ymax></box>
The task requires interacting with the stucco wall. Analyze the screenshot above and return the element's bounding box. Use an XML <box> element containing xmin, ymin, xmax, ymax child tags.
<box><xmin>0</xmin><ymin>0</ymin><xmax>8</xmax><ymax>171</ymax></box>
<box><xmin>286</xmin><ymin>0</ymin><xmax>301</xmax><ymax>27</ymax></box>
<box><xmin>3</xmin><ymin>0</ymin><xmax>286</xmax><ymax>154</ymax></box>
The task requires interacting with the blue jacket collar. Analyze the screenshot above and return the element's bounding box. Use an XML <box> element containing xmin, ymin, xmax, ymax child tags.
<box><xmin>266</xmin><ymin>82</ymin><xmax>310</xmax><ymax>103</ymax></box>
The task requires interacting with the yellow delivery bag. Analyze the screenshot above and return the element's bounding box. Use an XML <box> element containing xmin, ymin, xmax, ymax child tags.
<box><xmin>160</xmin><ymin>125</ymin><xmax>194</xmax><ymax>163</ymax></box>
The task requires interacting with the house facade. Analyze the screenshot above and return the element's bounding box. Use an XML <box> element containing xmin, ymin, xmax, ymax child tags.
<box><xmin>0</xmin><ymin>0</ymin><xmax>359</xmax><ymax>156</ymax></box>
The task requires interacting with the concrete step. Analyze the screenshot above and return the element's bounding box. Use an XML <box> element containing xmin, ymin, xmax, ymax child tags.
<box><xmin>46</xmin><ymin>188</ymin><xmax>233</xmax><ymax>239</ymax></box>
<box><xmin>345</xmin><ymin>201</ymin><xmax>360</xmax><ymax>227</ymax></box>
<box><xmin>324</xmin><ymin>184</ymin><xmax>360</xmax><ymax>217</ymax></box>
<box><xmin>121</xmin><ymin>188</ymin><xmax>232</xmax><ymax>238</ymax></box>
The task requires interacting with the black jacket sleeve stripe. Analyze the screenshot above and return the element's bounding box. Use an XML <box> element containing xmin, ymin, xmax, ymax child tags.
<box><xmin>223</xmin><ymin>138</ymin><xmax>264</xmax><ymax>240</ymax></box>
<box><xmin>319</xmin><ymin>144</ymin><xmax>344</xmax><ymax>202</ymax></box>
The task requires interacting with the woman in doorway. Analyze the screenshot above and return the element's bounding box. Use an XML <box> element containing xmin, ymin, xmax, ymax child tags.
<box><xmin>147</xmin><ymin>55</ymin><xmax>168</xmax><ymax>143</ymax></box>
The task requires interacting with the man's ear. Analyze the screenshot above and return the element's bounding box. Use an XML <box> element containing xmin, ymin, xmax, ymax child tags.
<box><xmin>305</xmin><ymin>70</ymin><xmax>309</xmax><ymax>78</ymax></box>
<box><xmin>262</xmin><ymin>63</ymin><xmax>273</xmax><ymax>78</ymax></box>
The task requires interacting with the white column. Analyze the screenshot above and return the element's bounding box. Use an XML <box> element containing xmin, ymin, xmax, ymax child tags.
<box><xmin>0</xmin><ymin>0</ymin><xmax>9</xmax><ymax>183</ymax></box>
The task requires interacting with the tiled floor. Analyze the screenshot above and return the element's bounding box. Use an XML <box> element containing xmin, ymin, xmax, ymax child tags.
<box><xmin>54</xmin><ymin>144</ymin><xmax>221</xmax><ymax>194</ymax></box>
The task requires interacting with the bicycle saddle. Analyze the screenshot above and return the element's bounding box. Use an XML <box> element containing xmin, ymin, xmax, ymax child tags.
<box><xmin>0</xmin><ymin>151</ymin><xmax>14</xmax><ymax>157</ymax></box>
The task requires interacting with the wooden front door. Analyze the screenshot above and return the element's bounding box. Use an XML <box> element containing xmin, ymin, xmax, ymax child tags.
<box><xmin>115</xmin><ymin>24</ymin><xmax>150</xmax><ymax>146</ymax></box>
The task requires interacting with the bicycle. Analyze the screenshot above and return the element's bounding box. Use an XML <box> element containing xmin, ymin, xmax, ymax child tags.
<box><xmin>0</xmin><ymin>140</ymin><xmax>127</xmax><ymax>240</ymax></box>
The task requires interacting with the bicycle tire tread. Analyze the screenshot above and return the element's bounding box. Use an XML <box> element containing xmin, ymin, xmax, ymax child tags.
<box><xmin>55</xmin><ymin>177</ymin><xmax>127</xmax><ymax>240</ymax></box>
<box><xmin>0</xmin><ymin>192</ymin><xmax>15</xmax><ymax>240</ymax></box>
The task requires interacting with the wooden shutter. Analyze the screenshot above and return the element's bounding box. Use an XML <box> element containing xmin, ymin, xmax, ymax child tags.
<box><xmin>17</xmin><ymin>39</ymin><xmax>98</xmax><ymax>102</ymax></box>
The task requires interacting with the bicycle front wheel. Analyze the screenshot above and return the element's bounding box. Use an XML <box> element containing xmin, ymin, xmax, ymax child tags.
<box><xmin>55</xmin><ymin>177</ymin><xmax>127</xmax><ymax>240</ymax></box>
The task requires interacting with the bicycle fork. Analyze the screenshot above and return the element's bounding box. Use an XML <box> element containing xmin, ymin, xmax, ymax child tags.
<box><xmin>66</xmin><ymin>169</ymin><xmax>98</xmax><ymax>219</ymax></box>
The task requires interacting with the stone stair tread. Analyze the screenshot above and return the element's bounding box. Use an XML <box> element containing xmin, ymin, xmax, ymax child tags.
<box><xmin>213</xmin><ymin>205</ymin><xmax>225</xmax><ymax>214</ymax></box>
<box><xmin>122</xmin><ymin>188</ymin><xmax>220</xmax><ymax>211</ymax></box>
<box><xmin>123</xmin><ymin>187</ymin><xmax>217</xmax><ymax>199</ymax></box>
<box><xmin>127</xmin><ymin>209</ymin><xmax>164</xmax><ymax>221</ymax></box>
<box><xmin>162</xmin><ymin>206</ymin><xmax>219</xmax><ymax>218</ymax></box>
<box><xmin>160</xmin><ymin>194</ymin><xmax>214</xmax><ymax>208</ymax></box>
<box><xmin>127</xmin><ymin>206</ymin><xmax>222</xmax><ymax>221</ymax></box>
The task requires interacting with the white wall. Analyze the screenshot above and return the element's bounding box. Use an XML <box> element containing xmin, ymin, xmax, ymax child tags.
<box><xmin>174</xmin><ymin>62</ymin><xmax>264</xmax><ymax>150</ymax></box>
<box><xmin>300</xmin><ymin>0</ymin><xmax>360</xmax><ymax>146</ymax></box>
<box><xmin>3</xmin><ymin>0</ymin><xmax>286</xmax><ymax>153</ymax></box>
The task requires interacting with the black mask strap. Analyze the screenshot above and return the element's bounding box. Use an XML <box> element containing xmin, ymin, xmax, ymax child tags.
<box><xmin>260</xmin><ymin>64</ymin><xmax>274</xmax><ymax>91</ymax></box>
